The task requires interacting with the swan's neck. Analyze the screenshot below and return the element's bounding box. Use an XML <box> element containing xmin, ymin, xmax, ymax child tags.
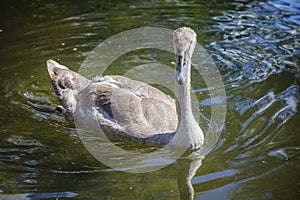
<box><xmin>175</xmin><ymin>59</ymin><xmax>193</xmax><ymax>122</ymax></box>
<box><xmin>175</xmin><ymin>65</ymin><xmax>204</xmax><ymax>149</ymax></box>
<box><xmin>176</xmin><ymin>79</ymin><xmax>193</xmax><ymax>124</ymax></box>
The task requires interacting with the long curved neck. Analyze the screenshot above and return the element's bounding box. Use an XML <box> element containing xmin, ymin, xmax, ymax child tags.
<box><xmin>176</xmin><ymin>65</ymin><xmax>194</xmax><ymax>124</ymax></box>
<box><xmin>175</xmin><ymin>62</ymin><xmax>204</xmax><ymax>150</ymax></box>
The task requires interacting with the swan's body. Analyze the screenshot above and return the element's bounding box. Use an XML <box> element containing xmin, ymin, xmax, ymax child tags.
<box><xmin>47</xmin><ymin>27</ymin><xmax>204</xmax><ymax>150</ymax></box>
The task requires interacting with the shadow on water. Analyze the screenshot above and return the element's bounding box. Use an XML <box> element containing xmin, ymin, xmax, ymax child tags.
<box><xmin>0</xmin><ymin>0</ymin><xmax>300</xmax><ymax>199</ymax></box>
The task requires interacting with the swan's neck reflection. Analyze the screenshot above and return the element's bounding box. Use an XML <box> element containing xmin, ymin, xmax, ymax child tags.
<box><xmin>177</xmin><ymin>156</ymin><xmax>203</xmax><ymax>200</ymax></box>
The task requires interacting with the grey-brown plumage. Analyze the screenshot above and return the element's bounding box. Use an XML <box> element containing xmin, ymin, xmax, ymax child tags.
<box><xmin>47</xmin><ymin>27</ymin><xmax>204</xmax><ymax>149</ymax></box>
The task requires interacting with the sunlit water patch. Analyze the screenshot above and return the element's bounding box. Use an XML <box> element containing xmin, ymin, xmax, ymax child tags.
<box><xmin>210</xmin><ymin>0</ymin><xmax>300</xmax><ymax>85</ymax></box>
<box><xmin>197</xmin><ymin>1</ymin><xmax>300</xmax><ymax>198</ymax></box>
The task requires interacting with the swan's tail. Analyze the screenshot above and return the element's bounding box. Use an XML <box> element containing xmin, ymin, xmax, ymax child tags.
<box><xmin>47</xmin><ymin>59</ymin><xmax>90</xmax><ymax>120</ymax></box>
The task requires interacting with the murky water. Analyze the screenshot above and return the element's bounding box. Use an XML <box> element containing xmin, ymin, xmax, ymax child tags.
<box><xmin>0</xmin><ymin>0</ymin><xmax>299</xmax><ymax>199</ymax></box>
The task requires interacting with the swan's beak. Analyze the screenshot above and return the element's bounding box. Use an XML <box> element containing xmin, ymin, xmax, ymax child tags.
<box><xmin>47</xmin><ymin>59</ymin><xmax>69</xmax><ymax>78</ymax></box>
<box><xmin>175</xmin><ymin>54</ymin><xmax>189</xmax><ymax>85</ymax></box>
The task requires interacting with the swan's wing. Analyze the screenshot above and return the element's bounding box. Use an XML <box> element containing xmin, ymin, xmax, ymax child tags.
<box><xmin>77</xmin><ymin>75</ymin><xmax>178</xmax><ymax>139</ymax></box>
<box><xmin>47</xmin><ymin>60</ymin><xmax>177</xmax><ymax>142</ymax></box>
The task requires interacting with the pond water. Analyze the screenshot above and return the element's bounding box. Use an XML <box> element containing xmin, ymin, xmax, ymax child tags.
<box><xmin>0</xmin><ymin>0</ymin><xmax>300</xmax><ymax>199</ymax></box>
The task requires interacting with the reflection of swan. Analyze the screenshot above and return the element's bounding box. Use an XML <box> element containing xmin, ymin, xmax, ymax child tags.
<box><xmin>177</xmin><ymin>156</ymin><xmax>203</xmax><ymax>200</ymax></box>
<box><xmin>47</xmin><ymin>27</ymin><xmax>204</xmax><ymax>149</ymax></box>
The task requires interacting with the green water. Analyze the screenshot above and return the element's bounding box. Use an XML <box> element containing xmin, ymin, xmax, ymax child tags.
<box><xmin>0</xmin><ymin>0</ymin><xmax>300</xmax><ymax>199</ymax></box>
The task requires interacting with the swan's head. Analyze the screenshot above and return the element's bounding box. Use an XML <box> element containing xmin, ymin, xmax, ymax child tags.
<box><xmin>173</xmin><ymin>27</ymin><xmax>197</xmax><ymax>85</ymax></box>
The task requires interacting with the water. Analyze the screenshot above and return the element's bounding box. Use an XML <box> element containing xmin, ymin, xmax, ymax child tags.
<box><xmin>0</xmin><ymin>0</ymin><xmax>299</xmax><ymax>199</ymax></box>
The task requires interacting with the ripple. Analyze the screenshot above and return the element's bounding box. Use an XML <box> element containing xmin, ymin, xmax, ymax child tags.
<box><xmin>0</xmin><ymin>192</ymin><xmax>79</xmax><ymax>200</ymax></box>
<box><xmin>220</xmin><ymin>81</ymin><xmax>300</xmax><ymax>174</ymax></box>
<box><xmin>16</xmin><ymin>83</ymin><xmax>67</xmax><ymax>123</ymax></box>
<box><xmin>6</xmin><ymin>135</ymin><xmax>43</xmax><ymax>147</ymax></box>
<box><xmin>210</xmin><ymin>0</ymin><xmax>300</xmax><ymax>84</ymax></box>
<box><xmin>268</xmin><ymin>146</ymin><xmax>300</xmax><ymax>160</ymax></box>
<box><xmin>237</xmin><ymin>85</ymin><xmax>299</xmax><ymax>149</ymax></box>
<box><xmin>192</xmin><ymin>169</ymin><xmax>240</xmax><ymax>184</ymax></box>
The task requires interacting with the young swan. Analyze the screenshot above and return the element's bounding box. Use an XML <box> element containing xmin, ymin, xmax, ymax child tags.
<box><xmin>173</xmin><ymin>27</ymin><xmax>204</xmax><ymax>149</ymax></box>
<box><xmin>47</xmin><ymin>27</ymin><xmax>204</xmax><ymax>150</ymax></box>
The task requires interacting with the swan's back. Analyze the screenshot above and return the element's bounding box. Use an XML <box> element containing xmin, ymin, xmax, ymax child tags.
<box><xmin>47</xmin><ymin>60</ymin><xmax>178</xmax><ymax>144</ymax></box>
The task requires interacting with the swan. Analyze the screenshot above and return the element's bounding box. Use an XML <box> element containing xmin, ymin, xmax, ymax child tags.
<box><xmin>47</xmin><ymin>27</ymin><xmax>204</xmax><ymax>150</ymax></box>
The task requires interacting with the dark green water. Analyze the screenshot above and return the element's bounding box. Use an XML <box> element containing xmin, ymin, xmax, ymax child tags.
<box><xmin>0</xmin><ymin>0</ymin><xmax>299</xmax><ymax>199</ymax></box>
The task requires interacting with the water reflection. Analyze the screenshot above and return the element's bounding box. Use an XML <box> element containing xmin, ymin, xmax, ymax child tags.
<box><xmin>177</xmin><ymin>156</ymin><xmax>203</xmax><ymax>200</ymax></box>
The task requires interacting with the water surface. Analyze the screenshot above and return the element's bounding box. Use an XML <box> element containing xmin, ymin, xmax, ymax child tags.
<box><xmin>0</xmin><ymin>0</ymin><xmax>299</xmax><ymax>199</ymax></box>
